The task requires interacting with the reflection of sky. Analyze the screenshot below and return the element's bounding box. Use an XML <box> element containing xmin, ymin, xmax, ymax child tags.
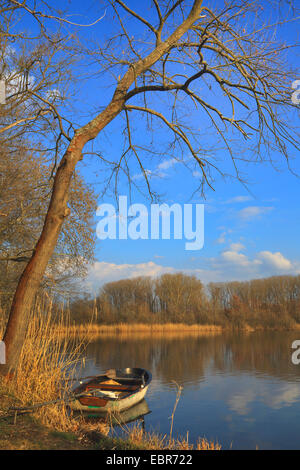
<box><xmin>227</xmin><ymin>381</ymin><xmax>300</xmax><ymax>415</ymax></box>
<box><xmin>146</xmin><ymin>374</ymin><xmax>300</xmax><ymax>450</ymax></box>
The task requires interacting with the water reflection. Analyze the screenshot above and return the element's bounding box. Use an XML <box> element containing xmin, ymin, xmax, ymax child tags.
<box><xmin>77</xmin><ymin>399</ymin><xmax>151</xmax><ymax>427</ymax></box>
<box><xmin>84</xmin><ymin>331</ymin><xmax>300</xmax><ymax>383</ymax></box>
<box><xmin>80</xmin><ymin>331</ymin><xmax>300</xmax><ymax>449</ymax></box>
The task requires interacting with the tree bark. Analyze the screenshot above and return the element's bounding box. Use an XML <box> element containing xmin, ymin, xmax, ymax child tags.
<box><xmin>0</xmin><ymin>0</ymin><xmax>203</xmax><ymax>375</ymax></box>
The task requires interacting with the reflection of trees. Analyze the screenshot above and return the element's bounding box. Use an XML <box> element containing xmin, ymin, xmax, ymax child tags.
<box><xmin>86</xmin><ymin>332</ymin><xmax>300</xmax><ymax>385</ymax></box>
<box><xmin>86</xmin><ymin>335</ymin><xmax>212</xmax><ymax>385</ymax></box>
<box><xmin>211</xmin><ymin>331</ymin><xmax>300</xmax><ymax>380</ymax></box>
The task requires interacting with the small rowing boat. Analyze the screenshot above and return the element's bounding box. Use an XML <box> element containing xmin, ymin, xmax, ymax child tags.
<box><xmin>69</xmin><ymin>367</ymin><xmax>152</xmax><ymax>413</ymax></box>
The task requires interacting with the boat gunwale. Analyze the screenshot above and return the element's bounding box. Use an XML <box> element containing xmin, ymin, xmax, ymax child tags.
<box><xmin>71</xmin><ymin>368</ymin><xmax>152</xmax><ymax>409</ymax></box>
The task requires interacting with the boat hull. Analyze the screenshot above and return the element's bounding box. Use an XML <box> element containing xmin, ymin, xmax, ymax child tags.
<box><xmin>69</xmin><ymin>368</ymin><xmax>151</xmax><ymax>414</ymax></box>
<box><xmin>78</xmin><ymin>399</ymin><xmax>151</xmax><ymax>424</ymax></box>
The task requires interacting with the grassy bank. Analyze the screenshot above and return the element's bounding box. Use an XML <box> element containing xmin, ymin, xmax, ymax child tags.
<box><xmin>0</xmin><ymin>380</ymin><xmax>220</xmax><ymax>450</ymax></box>
<box><xmin>0</xmin><ymin>381</ymin><xmax>143</xmax><ymax>450</ymax></box>
<box><xmin>0</xmin><ymin>383</ymin><xmax>86</xmax><ymax>450</ymax></box>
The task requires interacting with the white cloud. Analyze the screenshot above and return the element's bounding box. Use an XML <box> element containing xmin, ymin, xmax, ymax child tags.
<box><xmin>229</xmin><ymin>242</ymin><xmax>245</xmax><ymax>252</ymax></box>
<box><xmin>133</xmin><ymin>158</ymin><xmax>179</xmax><ymax>181</ymax></box>
<box><xmin>132</xmin><ymin>169</ymin><xmax>155</xmax><ymax>181</ymax></box>
<box><xmin>157</xmin><ymin>158</ymin><xmax>178</xmax><ymax>171</ymax></box>
<box><xmin>238</xmin><ymin>206</ymin><xmax>274</xmax><ymax>220</ymax></box>
<box><xmin>6</xmin><ymin>69</ymin><xmax>35</xmax><ymax>96</ymax></box>
<box><xmin>224</xmin><ymin>195</ymin><xmax>253</xmax><ymax>204</ymax></box>
<box><xmin>85</xmin><ymin>260</ymin><xmax>176</xmax><ymax>292</ymax></box>
<box><xmin>220</xmin><ymin>250</ymin><xmax>253</xmax><ymax>267</ymax></box>
<box><xmin>215</xmin><ymin>227</ymin><xmax>234</xmax><ymax>245</ymax></box>
<box><xmin>210</xmin><ymin>244</ymin><xmax>296</xmax><ymax>280</ymax></box>
<box><xmin>257</xmin><ymin>251</ymin><xmax>292</xmax><ymax>270</ymax></box>
<box><xmin>45</xmin><ymin>88</ymin><xmax>62</xmax><ymax>102</ymax></box>
<box><xmin>215</xmin><ymin>231</ymin><xmax>226</xmax><ymax>244</ymax></box>
<box><xmin>84</xmin><ymin>245</ymin><xmax>298</xmax><ymax>294</ymax></box>
<box><xmin>84</xmin><ymin>259</ymin><xmax>226</xmax><ymax>293</ymax></box>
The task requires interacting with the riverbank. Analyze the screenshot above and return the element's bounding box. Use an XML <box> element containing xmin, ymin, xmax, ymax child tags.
<box><xmin>54</xmin><ymin>322</ymin><xmax>300</xmax><ymax>338</ymax></box>
<box><xmin>0</xmin><ymin>380</ymin><xmax>220</xmax><ymax>450</ymax></box>
<box><xmin>0</xmin><ymin>380</ymin><xmax>87</xmax><ymax>450</ymax></box>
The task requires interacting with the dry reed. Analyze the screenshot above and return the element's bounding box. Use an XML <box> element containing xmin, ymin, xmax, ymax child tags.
<box><xmin>54</xmin><ymin>322</ymin><xmax>223</xmax><ymax>340</ymax></box>
<box><xmin>4</xmin><ymin>297</ymin><xmax>91</xmax><ymax>432</ymax></box>
<box><xmin>126</xmin><ymin>425</ymin><xmax>221</xmax><ymax>450</ymax></box>
<box><xmin>0</xmin><ymin>305</ymin><xmax>6</xmax><ymax>339</ymax></box>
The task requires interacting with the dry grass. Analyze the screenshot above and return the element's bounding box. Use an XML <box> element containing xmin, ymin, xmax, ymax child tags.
<box><xmin>55</xmin><ymin>322</ymin><xmax>223</xmax><ymax>339</ymax></box>
<box><xmin>0</xmin><ymin>305</ymin><xmax>6</xmax><ymax>339</ymax></box>
<box><xmin>125</xmin><ymin>425</ymin><xmax>221</xmax><ymax>450</ymax></box>
<box><xmin>3</xmin><ymin>297</ymin><xmax>93</xmax><ymax>432</ymax></box>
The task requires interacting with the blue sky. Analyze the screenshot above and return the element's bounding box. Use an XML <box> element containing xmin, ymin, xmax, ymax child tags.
<box><xmin>24</xmin><ymin>0</ymin><xmax>300</xmax><ymax>292</ymax></box>
<box><xmin>85</xmin><ymin>151</ymin><xmax>300</xmax><ymax>292</ymax></box>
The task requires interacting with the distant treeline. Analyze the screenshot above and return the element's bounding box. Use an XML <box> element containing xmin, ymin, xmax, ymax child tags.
<box><xmin>69</xmin><ymin>273</ymin><xmax>300</xmax><ymax>329</ymax></box>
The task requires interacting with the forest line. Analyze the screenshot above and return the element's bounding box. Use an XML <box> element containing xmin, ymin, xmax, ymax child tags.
<box><xmin>69</xmin><ymin>273</ymin><xmax>300</xmax><ymax>330</ymax></box>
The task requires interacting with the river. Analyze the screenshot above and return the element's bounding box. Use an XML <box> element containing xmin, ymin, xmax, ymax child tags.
<box><xmin>79</xmin><ymin>330</ymin><xmax>300</xmax><ymax>450</ymax></box>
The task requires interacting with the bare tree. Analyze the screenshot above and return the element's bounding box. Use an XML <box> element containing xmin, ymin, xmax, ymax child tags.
<box><xmin>0</xmin><ymin>0</ymin><xmax>299</xmax><ymax>373</ymax></box>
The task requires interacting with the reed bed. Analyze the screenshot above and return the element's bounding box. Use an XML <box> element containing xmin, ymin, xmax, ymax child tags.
<box><xmin>54</xmin><ymin>322</ymin><xmax>224</xmax><ymax>339</ymax></box>
<box><xmin>126</xmin><ymin>426</ymin><xmax>221</xmax><ymax>450</ymax></box>
<box><xmin>3</xmin><ymin>297</ymin><xmax>92</xmax><ymax>432</ymax></box>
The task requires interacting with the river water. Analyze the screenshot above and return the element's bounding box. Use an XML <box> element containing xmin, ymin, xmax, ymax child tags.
<box><xmin>80</xmin><ymin>330</ymin><xmax>300</xmax><ymax>450</ymax></box>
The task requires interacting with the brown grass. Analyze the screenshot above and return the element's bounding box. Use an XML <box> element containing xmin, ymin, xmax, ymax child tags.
<box><xmin>54</xmin><ymin>322</ymin><xmax>224</xmax><ymax>339</ymax></box>
<box><xmin>125</xmin><ymin>425</ymin><xmax>221</xmax><ymax>450</ymax></box>
<box><xmin>3</xmin><ymin>297</ymin><xmax>92</xmax><ymax>432</ymax></box>
<box><xmin>0</xmin><ymin>305</ymin><xmax>6</xmax><ymax>339</ymax></box>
